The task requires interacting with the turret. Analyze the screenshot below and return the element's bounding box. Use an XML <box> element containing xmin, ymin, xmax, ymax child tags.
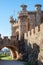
<box><xmin>21</xmin><ymin>4</ymin><xmax>27</xmax><ymax>12</ymax></box>
<box><xmin>9</xmin><ymin>16</ymin><xmax>17</xmax><ymax>36</ymax></box>
<box><xmin>18</xmin><ymin>4</ymin><xmax>28</xmax><ymax>18</ymax></box>
<box><xmin>35</xmin><ymin>4</ymin><xmax>42</xmax><ymax>13</ymax></box>
<box><xmin>18</xmin><ymin>4</ymin><xmax>28</xmax><ymax>40</ymax></box>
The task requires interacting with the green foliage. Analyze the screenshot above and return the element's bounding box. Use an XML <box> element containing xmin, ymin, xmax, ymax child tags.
<box><xmin>3</xmin><ymin>56</ymin><xmax>12</xmax><ymax>60</ymax></box>
<box><xmin>0</xmin><ymin>58</ymin><xmax>2</xmax><ymax>60</ymax></box>
<box><xmin>0</xmin><ymin>52</ymin><xmax>12</xmax><ymax>60</ymax></box>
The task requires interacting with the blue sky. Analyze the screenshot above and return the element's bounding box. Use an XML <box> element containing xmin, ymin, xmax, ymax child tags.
<box><xmin>0</xmin><ymin>0</ymin><xmax>43</xmax><ymax>37</ymax></box>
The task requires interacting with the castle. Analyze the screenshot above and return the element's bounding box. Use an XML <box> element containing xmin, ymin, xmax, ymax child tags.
<box><xmin>10</xmin><ymin>4</ymin><xmax>43</xmax><ymax>62</ymax></box>
<box><xmin>0</xmin><ymin>4</ymin><xmax>43</xmax><ymax>64</ymax></box>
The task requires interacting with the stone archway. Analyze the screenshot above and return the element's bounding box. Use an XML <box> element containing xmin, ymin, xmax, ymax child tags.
<box><xmin>0</xmin><ymin>35</ymin><xmax>22</xmax><ymax>60</ymax></box>
<box><xmin>6</xmin><ymin>45</ymin><xmax>19</xmax><ymax>60</ymax></box>
<box><xmin>0</xmin><ymin>45</ymin><xmax>19</xmax><ymax>60</ymax></box>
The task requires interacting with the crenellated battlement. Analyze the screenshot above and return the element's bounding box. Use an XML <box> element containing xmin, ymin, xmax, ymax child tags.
<box><xmin>0</xmin><ymin>35</ymin><xmax>18</xmax><ymax>46</ymax></box>
<box><xmin>18</xmin><ymin>11</ymin><xmax>28</xmax><ymax>18</ymax></box>
<box><xmin>24</xmin><ymin>23</ymin><xmax>43</xmax><ymax>45</ymax></box>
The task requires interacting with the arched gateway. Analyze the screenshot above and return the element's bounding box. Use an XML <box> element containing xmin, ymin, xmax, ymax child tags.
<box><xmin>0</xmin><ymin>35</ymin><xmax>22</xmax><ymax>60</ymax></box>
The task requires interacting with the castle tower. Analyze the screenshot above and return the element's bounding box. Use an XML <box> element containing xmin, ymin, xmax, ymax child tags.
<box><xmin>35</xmin><ymin>4</ymin><xmax>42</xmax><ymax>25</ymax></box>
<box><xmin>18</xmin><ymin>4</ymin><xmax>28</xmax><ymax>40</ymax></box>
<box><xmin>9</xmin><ymin>16</ymin><xmax>15</xmax><ymax>36</ymax></box>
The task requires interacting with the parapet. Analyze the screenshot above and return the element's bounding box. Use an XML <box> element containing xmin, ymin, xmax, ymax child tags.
<box><xmin>24</xmin><ymin>23</ymin><xmax>43</xmax><ymax>39</ymax></box>
<box><xmin>3</xmin><ymin>36</ymin><xmax>9</xmax><ymax>41</ymax></box>
<box><xmin>10</xmin><ymin>36</ymin><xmax>17</xmax><ymax>40</ymax></box>
<box><xmin>3</xmin><ymin>36</ymin><xmax>8</xmax><ymax>39</ymax></box>
<box><xmin>18</xmin><ymin>11</ymin><xmax>28</xmax><ymax>18</ymax></box>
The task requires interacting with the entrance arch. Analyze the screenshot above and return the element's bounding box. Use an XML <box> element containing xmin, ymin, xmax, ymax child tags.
<box><xmin>0</xmin><ymin>45</ymin><xmax>19</xmax><ymax>60</ymax></box>
<box><xmin>6</xmin><ymin>45</ymin><xmax>19</xmax><ymax>60</ymax></box>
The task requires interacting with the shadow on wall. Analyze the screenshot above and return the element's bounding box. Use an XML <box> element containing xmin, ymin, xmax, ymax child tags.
<box><xmin>23</xmin><ymin>39</ymin><xmax>43</xmax><ymax>65</ymax></box>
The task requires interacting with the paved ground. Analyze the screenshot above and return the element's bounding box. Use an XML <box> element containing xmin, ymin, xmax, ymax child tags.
<box><xmin>0</xmin><ymin>60</ymin><xmax>25</xmax><ymax>65</ymax></box>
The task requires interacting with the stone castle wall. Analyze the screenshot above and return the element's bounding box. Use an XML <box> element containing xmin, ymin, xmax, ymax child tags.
<box><xmin>24</xmin><ymin>23</ymin><xmax>43</xmax><ymax>61</ymax></box>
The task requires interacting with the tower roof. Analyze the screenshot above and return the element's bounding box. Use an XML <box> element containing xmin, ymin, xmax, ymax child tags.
<box><xmin>35</xmin><ymin>4</ymin><xmax>42</xmax><ymax>7</ymax></box>
<box><xmin>20</xmin><ymin>4</ymin><xmax>27</xmax><ymax>12</ymax></box>
<box><xmin>21</xmin><ymin>4</ymin><xmax>27</xmax><ymax>8</ymax></box>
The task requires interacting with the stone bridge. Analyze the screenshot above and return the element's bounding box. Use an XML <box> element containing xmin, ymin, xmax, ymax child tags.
<box><xmin>0</xmin><ymin>35</ymin><xmax>25</xmax><ymax>60</ymax></box>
